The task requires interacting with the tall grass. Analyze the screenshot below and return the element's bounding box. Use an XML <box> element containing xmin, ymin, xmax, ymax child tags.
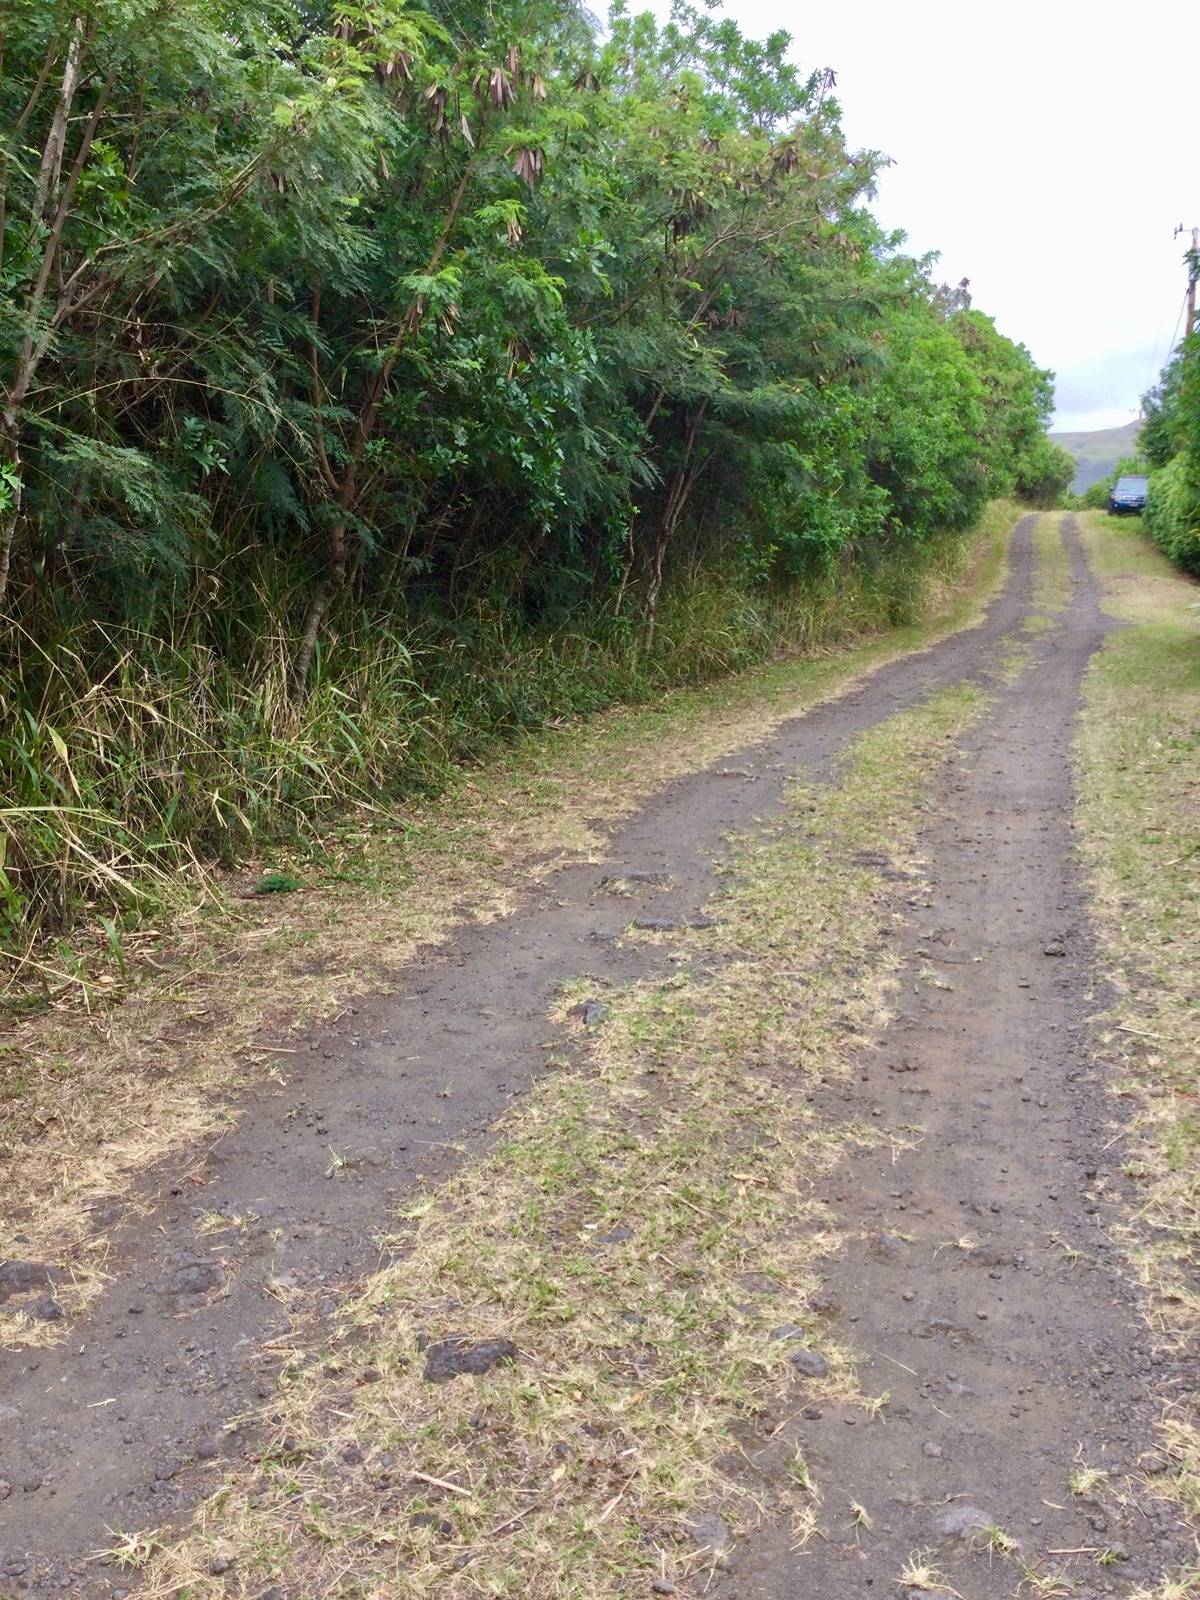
<box><xmin>0</xmin><ymin>518</ymin><xmax>992</xmax><ymax>971</ymax></box>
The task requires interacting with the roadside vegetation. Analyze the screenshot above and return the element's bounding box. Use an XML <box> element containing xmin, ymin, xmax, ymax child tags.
<box><xmin>1073</xmin><ymin>510</ymin><xmax>1200</xmax><ymax>1581</ymax></box>
<box><xmin>1116</xmin><ymin>244</ymin><xmax>1200</xmax><ymax>574</ymax></box>
<box><xmin>1</xmin><ymin>0</ymin><xmax>1070</xmax><ymax>973</ymax></box>
<box><xmin>1141</xmin><ymin>347</ymin><xmax>1200</xmax><ymax>574</ymax></box>
<box><xmin>135</xmin><ymin>677</ymin><xmax>989</xmax><ymax>1599</ymax></box>
<box><xmin>0</xmin><ymin>505</ymin><xmax>1015</xmax><ymax>1341</ymax></box>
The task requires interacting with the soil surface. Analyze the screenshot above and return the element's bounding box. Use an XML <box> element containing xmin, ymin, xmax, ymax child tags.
<box><xmin>713</xmin><ymin>519</ymin><xmax>1194</xmax><ymax>1597</ymax></box>
<box><xmin>0</xmin><ymin>516</ymin><xmax>1189</xmax><ymax>1596</ymax></box>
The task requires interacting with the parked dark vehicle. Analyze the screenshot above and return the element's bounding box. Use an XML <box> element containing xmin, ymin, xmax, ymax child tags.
<box><xmin>1108</xmin><ymin>474</ymin><xmax>1149</xmax><ymax>514</ymax></box>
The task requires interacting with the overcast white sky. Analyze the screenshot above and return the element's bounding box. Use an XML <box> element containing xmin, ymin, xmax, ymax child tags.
<box><xmin>644</xmin><ymin>0</ymin><xmax>1192</xmax><ymax>432</ymax></box>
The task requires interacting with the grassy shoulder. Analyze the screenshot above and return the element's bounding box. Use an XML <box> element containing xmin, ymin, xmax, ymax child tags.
<box><xmin>1072</xmin><ymin>510</ymin><xmax>1200</xmax><ymax>1571</ymax></box>
<box><xmin>0</xmin><ymin>505</ymin><xmax>1021</xmax><ymax>1340</ymax></box>
<box><xmin>137</xmin><ymin>679</ymin><xmax>988</xmax><ymax>1598</ymax></box>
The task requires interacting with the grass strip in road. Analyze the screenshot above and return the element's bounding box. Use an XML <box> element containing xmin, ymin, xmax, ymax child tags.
<box><xmin>135</xmin><ymin>682</ymin><xmax>987</xmax><ymax>1599</ymax></box>
<box><xmin>1029</xmin><ymin>508</ymin><xmax>1074</xmax><ymax>621</ymax></box>
<box><xmin>0</xmin><ymin>505</ymin><xmax>1017</xmax><ymax>1344</ymax></box>
<box><xmin>1073</xmin><ymin>510</ymin><xmax>1200</xmax><ymax>1588</ymax></box>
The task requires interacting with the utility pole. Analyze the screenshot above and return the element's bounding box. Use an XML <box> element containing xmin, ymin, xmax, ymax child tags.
<box><xmin>1176</xmin><ymin>225</ymin><xmax>1199</xmax><ymax>338</ymax></box>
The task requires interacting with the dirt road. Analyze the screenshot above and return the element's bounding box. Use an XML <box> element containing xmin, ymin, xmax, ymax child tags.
<box><xmin>1</xmin><ymin>515</ymin><xmax>1194</xmax><ymax>1597</ymax></box>
<box><xmin>714</xmin><ymin>519</ymin><xmax>1194</xmax><ymax>1598</ymax></box>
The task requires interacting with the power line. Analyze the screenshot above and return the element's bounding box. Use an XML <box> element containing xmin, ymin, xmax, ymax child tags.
<box><xmin>1143</xmin><ymin>288</ymin><xmax>1188</xmax><ymax>400</ymax></box>
<box><xmin>1168</xmin><ymin>288</ymin><xmax>1188</xmax><ymax>356</ymax></box>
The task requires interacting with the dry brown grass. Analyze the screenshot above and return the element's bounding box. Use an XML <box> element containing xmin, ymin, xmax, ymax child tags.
<box><xmin>131</xmin><ymin>681</ymin><xmax>987</xmax><ymax>1598</ymax></box>
<box><xmin>1073</xmin><ymin>511</ymin><xmax>1200</xmax><ymax>1595</ymax></box>
<box><xmin>0</xmin><ymin>508</ymin><xmax>1018</xmax><ymax>1343</ymax></box>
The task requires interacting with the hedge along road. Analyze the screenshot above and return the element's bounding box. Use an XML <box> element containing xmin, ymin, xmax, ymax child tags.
<box><xmin>0</xmin><ymin>514</ymin><xmax>1193</xmax><ymax>1597</ymax></box>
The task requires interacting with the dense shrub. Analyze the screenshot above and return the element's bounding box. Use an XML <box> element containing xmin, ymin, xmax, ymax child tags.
<box><xmin>1147</xmin><ymin>455</ymin><xmax>1200</xmax><ymax>575</ymax></box>
<box><xmin>1139</xmin><ymin>295</ymin><xmax>1200</xmax><ymax>571</ymax></box>
<box><xmin>0</xmin><ymin>0</ymin><xmax>1064</xmax><ymax>950</ymax></box>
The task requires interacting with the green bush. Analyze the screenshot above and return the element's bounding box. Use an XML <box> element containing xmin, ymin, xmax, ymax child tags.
<box><xmin>1146</xmin><ymin>455</ymin><xmax>1200</xmax><ymax>575</ymax></box>
<box><xmin>0</xmin><ymin>0</ymin><xmax>1066</xmax><ymax>960</ymax></box>
<box><xmin>0</xmin><ymin>513</ymin><xmax>998</xmax><ymax>950</ymax></box>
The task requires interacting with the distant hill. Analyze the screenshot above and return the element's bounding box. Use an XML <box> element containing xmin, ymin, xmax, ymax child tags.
<box><xmin>1049</xmin><ymin>419</ymin><xmax>1143</xmax><ymax>494</ymax></box>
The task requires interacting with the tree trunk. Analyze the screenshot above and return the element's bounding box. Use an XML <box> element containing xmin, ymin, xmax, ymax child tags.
<box><xmin>293</xmin><ymin>583</ymin><xmax>331</xmax><ymax>691</ymax></box>
<box><xmin>613</xmin><ymin>522</ymin><xmax>637</xmax><ymax>617</ymax></box>
<box><xmin>644</xmin><ymin>408</ymin><xmax>705</xmax><ymax>649</ymax></box>
<box><xmin>0</xmin><ymin>413</ymin><xmax>23</xmax><ymax>612</ymax></box>
<box><xmin>0</xmin><ymin>15</ymin><xmax>85</xmax><ymax>613</ymax></box>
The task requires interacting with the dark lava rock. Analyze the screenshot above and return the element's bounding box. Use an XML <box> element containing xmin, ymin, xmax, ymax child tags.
<box><xmin>0</xmin><ymin>1261</ymin><xmax>61</xmax><ymax>1299</ymax></box>
<box><xmin>937</xmin><ymin>1504</ymin><xmax>994</xmax><ymax>1538</ymax></box>
<box><xmin>86</xmin><ymin>1198</ymin><xmax>126</xmax><ymax>1230</ymax></box>
<box><xmin>24</xmin><ymin>1296</ymin><xmax>63</xmax><ymax>1323</ymax></box>
<box><xmin>164</xmin><ymin>1263</ymin><xmax>221</xmax><ymax>1297</ymax></box>
<box><xmin>870</xmin><ymin>1232</ymin><xmax>910</xmax><ymax>1263</ymax></box>
<box><xmin>738</xmin><ymin>1273</ymin><xmax>782</xmax><ymax>1295</ymax></box>
<box><xmin>411</xmin><ymin>1511</ymin><xmax>455</xmax><ymax>1537</ymax></box>
<box><xmin>423</xmin><ymin>1336</ymin><xmax>519</xmax><ymax>1384</ymax></box>
<box><xmin>572</xmin><ymin>1000</ymin><xmax>611</xmax><ymax>1026</ymax></box>
<box><xmin>767</xmin><ymin>1323</ymin><xmax>828</xmax><ymax>1376</ymax></box>
<box><xmin>687</xmin><ymin>1512</ymin><xmax>733</xmax><ymax>1553</ymax></box>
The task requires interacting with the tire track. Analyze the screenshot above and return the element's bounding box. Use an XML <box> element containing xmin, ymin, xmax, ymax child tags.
<box><xmin>716</xmin><ymin>517</ymin><xmax>1194</xmax><ymax>1597</ymax></box>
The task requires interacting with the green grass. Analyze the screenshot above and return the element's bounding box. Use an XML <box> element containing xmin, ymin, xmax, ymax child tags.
<box><xmin>1030</xmin><ymin>511</ymin><xmax>1073</xmax><ymax>616</ymax></box>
